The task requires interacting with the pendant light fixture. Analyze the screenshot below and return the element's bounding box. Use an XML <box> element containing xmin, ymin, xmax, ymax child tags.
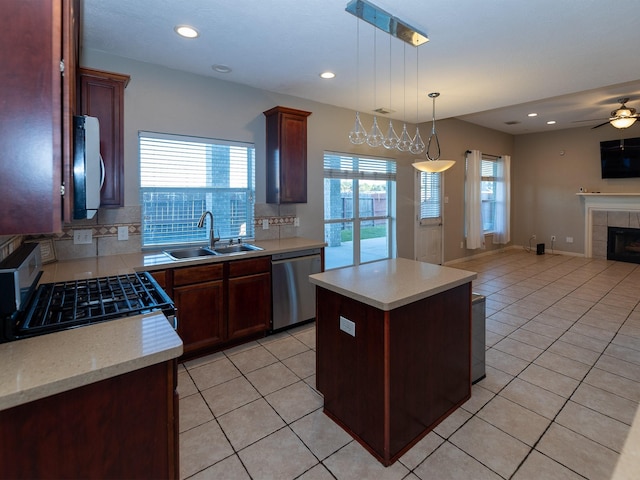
<box><xmin>348</xmin><ymin>19</ymin><xmax>367</xmax><ymax>145</ymax></box>
<box><xmin>412</xmin><ymin>93</ymin><xmax>456</xmax><ymax>173</ymax></box>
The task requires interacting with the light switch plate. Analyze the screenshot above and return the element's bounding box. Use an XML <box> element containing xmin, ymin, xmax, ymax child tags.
<box><xmin>339</xmin><ymin>316</ymin><xmax>356</xmax><ymax>337</ymax></box>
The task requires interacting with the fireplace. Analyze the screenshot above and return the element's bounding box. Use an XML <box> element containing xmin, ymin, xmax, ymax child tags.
<box><xmin>607</xmin><ymin>226</ymin><xmax>640</xmax><ymax>264</ymax></box>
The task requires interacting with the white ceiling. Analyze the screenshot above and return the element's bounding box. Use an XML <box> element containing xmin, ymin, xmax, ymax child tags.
<box><xmin>82</xmin><ymin>0</ymin><xmax>640</xmax><ymax>134</ymax></box>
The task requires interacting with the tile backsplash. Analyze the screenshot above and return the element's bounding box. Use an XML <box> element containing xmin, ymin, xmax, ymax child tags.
<box><xmin>27</xmin><ymin>206</ymin><xmax>142</xmax><ymax>261</ymax></box>
<box><xmin>20</xmin><ymin>204</ymin><xmax>299</xmax><ymax>261</ymax></box>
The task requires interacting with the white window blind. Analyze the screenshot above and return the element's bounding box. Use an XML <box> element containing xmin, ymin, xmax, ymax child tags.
<box><xmin>481</xmin><ymin>157</ymin><xmax>498</xmax><ymax>232</ymax></box>
<box><xmin>419</xmin><ymin>172</ymin><xmax>441</xmax><ymax>220</ymax></box>
<box><xmin>323</xmin><ymin>153</ymin><xmax>396</xmax><ymax>180</ymax></box>
<box><xmin>139</xmin><ymin>132</ymin><xmax>255</xmax><ymax>248</ymax></box>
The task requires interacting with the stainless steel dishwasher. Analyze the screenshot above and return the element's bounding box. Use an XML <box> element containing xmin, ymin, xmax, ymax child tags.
<box><xmin>271</xmin><ymin>248</ymin><xmax>322</xmax><ymax>331</ymax></box>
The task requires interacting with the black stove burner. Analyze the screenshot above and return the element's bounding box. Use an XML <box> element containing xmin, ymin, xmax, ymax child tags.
<box><xmin>14</xmin><ymin>272</ymin><xmax>175</xmax><ymax>337</ymax></box>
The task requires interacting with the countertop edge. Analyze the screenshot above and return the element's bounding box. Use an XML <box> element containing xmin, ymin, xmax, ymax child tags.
<box><xmin>0</xmin><ymin>313</ymin><xmax>183</xmax><ymax>412</ymax></box>
<box><xmin>309</xmin><ymin>259</ymin><xmax>477</xmax><ymax>311</ymax></box>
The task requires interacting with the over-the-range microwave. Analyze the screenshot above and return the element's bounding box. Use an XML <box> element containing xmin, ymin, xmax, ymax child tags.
<box><xmin>73</xmin><ymin>115</ymin><xmax>103</xmax><ymax>219</ymax></box>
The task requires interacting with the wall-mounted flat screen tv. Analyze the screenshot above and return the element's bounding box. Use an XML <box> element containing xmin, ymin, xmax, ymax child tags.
<box><xmin>601</xmin><ymin>137</ymin><xmax>640</xmax><ymax>178</ymax></box>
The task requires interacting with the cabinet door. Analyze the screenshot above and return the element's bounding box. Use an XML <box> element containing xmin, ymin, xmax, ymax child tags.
<box><xmin>228</xmin><ymin>272</ymin><xmax>271</xmax><ymax>340</ymax></box>
<box><xmin>264</xmin><ymin>106</ymin><xmax>311</xmax><ymax>204</ymax></box>
<box><xmin>174</xmin><ymin>280</ymin><xmax>224</xmax><ymax>355</ymax></box>
<box><xmin>79</xmin><ymin>68</ymin><xmax>129</xmax><ymax>208</ymax></box>
<box><xmin>0</xmin><ymin>0</ymin><xmax>62</xmax><ymax>234</ymax></box>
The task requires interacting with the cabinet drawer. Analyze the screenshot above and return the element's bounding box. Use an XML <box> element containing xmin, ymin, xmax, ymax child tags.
<box><xmin>174</xmin><ymin>263</ymin><xmax>224</xmax><ymax>286</ymax></box>
<box><xmin>228</xmin><ymin>256</ymin><xmax>271</xmax><ymax>278</ymax></box>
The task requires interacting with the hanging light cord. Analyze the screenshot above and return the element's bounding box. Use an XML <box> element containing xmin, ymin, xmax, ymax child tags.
<box><xmin>426</xmin><ymin>92</ymin><xmax>441</xmax><ymax>161</ymax></box>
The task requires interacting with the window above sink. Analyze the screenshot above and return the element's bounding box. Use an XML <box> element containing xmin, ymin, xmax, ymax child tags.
<box><xmin>139</xmin><ymin>132</ymin><xmax>256</xmax><ymax>249</ymax></box>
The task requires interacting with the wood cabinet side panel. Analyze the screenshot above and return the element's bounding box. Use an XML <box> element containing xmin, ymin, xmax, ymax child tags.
<box><xmin>279</xmin><ymin>114</ymin><xmax>307</xmax><ymax>203</ymax></box>
<box><xmin>388</xmin><ymin>283</ymin><xmax>472</xmax><ymax>457</ymax></box>
<box><xmin>0</xmin><ymin>0</ymin><xmax>61</xmax><ymax>234</ymax></box>
<box><xmin>0</xmin><ymin>362</ymin><xmax>176</xmax><ymax>479</ymax></box>
<box><xmin>316</xmin><ymin>287</ymin><xmax>386</xmax><ymax>454</ymax></box>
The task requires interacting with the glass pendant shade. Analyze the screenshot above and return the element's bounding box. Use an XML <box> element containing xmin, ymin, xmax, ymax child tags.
<box><xmin>397</xmin><ymin>123</ymin><xmax>413</xmax><ymax>151</ymax></box>
<box><xmin>383</xmin><ymin>121</ymin><xmax>400</xmax><ymax>149</ymax></box>
<box><xmin>349</xmin><ymin>112</ymin><xmax>368</xmax><ymax>144</ymax></box>
<box><xmin>366</xmin><ymin>116</ymin><xmax>385</xmax><ymax>147</ymax></box>
<box><xmin>409</xmin><ymin>127</ymin><xmax>425</xmax><ymax>154</ymax></box>
<box><xmin>412</xmin><ymin>92</ymin><xmax>455</xmax><ymax>173</ymax></box>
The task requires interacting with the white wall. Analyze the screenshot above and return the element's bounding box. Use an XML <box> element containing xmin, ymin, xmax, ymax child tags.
<box><xmin>82</xmin><ymin>50</ymin><xmax>519</xmax><ymax>262</ymax></box>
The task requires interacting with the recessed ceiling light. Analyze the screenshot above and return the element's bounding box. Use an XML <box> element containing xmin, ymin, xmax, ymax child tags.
<box><xmin>212</xmin><ymin>64</ymin><xmax>232</xmax><ymax>73</ymax></box>
<box><xmin>320</xmin><ymin>71</ymin><xmax>336</xmax><ymax>79</ymax></box>
<box><xmin>174</xmin><ymin>25</ymin><xmax>199</xmax><ymax>38</ymax></box>
<box><xmin>546</xmin><ymin>120</ymin><xmax>556</xmax><ymax>125</ymax></box>
<box><xmin>527</xmin><ymin>113</ymin><xmax>538</xmax><ymax>117</ymax></box>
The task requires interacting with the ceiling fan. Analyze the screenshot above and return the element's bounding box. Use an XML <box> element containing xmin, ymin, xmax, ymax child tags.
<box><xmin>592</xmin><ymin>98</ymin><xmax>639</xmax><ymax>129</ymax></box>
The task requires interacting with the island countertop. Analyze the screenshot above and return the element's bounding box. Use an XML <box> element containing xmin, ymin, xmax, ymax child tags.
<box><xmin>0</xmin><ymin>312</ymin><xmax>183</xmax><ymax>411</ymax></box>
<box><xmin>309</xmin><ymin>257</ymin><xmax>477</xmax><ymax>311</ymax></box>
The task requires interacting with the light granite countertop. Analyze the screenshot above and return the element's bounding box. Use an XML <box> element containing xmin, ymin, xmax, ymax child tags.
<box><xmin>40</xmin><ymin>236</ymin><xmax>326</xmax><ymax>283</ymax></box>
<box><xmin>1</xmin><ymin>237</ymin><xmax>323</xmax><ymax>412</ymax></box>
<box><xmin>0</xmin><ymin>312</ymin><xmax>182</xmax><ymax>411</ymax></box>
<box><xmin>309</xmin><ymin>257</ymin><xmax>477</xmax><ymax>311</ymax></box>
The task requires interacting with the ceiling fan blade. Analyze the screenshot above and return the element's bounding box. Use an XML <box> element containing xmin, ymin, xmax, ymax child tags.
<box><xmin>571</xmin><ymin>118</ymin><xmax>608</xmax><ymax>124</ymax></box>
<box><xmin>591</xmin><ymin>121</ymin><xmax>611</xmax><ymax>129</ymax></box>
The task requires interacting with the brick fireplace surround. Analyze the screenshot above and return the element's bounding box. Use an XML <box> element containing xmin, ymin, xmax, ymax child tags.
<box><xmin>580</xmin><ymin>193</ymin><xmax>640</xmax><ymax>259</ymax></box>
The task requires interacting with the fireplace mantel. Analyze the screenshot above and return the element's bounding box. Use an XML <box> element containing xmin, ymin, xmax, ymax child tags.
<box><xmin>578</xmin><ymin>193</ymin><xmax>640</xmax><ymax>258</ymax></box>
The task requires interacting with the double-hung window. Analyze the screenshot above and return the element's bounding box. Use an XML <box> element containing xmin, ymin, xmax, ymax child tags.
<box><xmin>139</xmin><ymin>132</ymin><xmax>255</xmax><ymax>248</ymax></box>
<box><xmin>323</xmin><ymin>152</ymin><xmax>396</xmax><ymax>270</ymax></box>
<box><xmin>481</xmin><ymin>157</ymin><xmax>498</xmax><ymax>233</ymax></box>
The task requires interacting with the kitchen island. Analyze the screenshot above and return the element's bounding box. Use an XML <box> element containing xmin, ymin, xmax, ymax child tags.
<box><xmin>309</xmin><ymin>258</ymin><xmax>477</xmax><ymax>466</ymax></box>
<box><xmin>0</xmin><ymin>312</ymin><xmax>183</xmax><ymax>479</ymax></box>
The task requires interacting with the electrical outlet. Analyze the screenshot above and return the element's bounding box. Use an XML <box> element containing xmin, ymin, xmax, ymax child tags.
<box><xmin>339</xmin><ymin>316</ymin><xmax>356</xmax><ymax>337</ymax></box>
<box><xmin>262</xmin><ymin>219</ymin><xmax>269</xmax><ymax>230</ymax></box>
<box><xmin>551</xmin><ymin>235</ymin><xmax>556</xmax><ymax>242</ymax></box>
<box><xmin>73</xmin><ymin>229</ymin><xmax>92</xmax><ymax>245</ymax></box>
<box><xmin>530</xmin><ymin>234</ymin><xmax>536</xmax><ymax>241</ymax></box>
<box><xmin>118</xmin><ymin>226</ymin><xmax>129</xmax><ymax>241</ymax></box>
<box><xmin>294</xmin><ymin>217</ymin><xmax>300</xmax><ymax>227</ymax></box>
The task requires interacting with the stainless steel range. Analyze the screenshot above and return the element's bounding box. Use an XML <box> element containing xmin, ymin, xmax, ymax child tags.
<box><xmin>0</xmin><ymin>243</ymin><xmax>175</xmax><ymax>343</ymax></box>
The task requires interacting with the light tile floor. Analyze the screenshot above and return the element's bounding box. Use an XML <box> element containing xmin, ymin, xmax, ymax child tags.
<box><xmin>178</xmin><ymin>250</ymin><xmax>640</xmax><ymax>479</ymax></box>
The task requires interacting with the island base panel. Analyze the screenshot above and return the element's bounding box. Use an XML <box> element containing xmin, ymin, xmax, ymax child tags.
<box><xmin>316</xmin><ymin>283</ymin><xmax>471</xmax><ymax>465</ymax></box>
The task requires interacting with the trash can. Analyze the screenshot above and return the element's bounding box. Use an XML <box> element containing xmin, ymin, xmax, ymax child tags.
<box><xmin>471</xmin><ymin>293</ymin><xmax>486</xmax><ymax>384</ymax></box>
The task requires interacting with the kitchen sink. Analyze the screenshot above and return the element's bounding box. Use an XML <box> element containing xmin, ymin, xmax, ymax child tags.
<box><xmin>214</xmin><ymin>244</ymin><xmax>263</xmax><ymax>254</ymax></box>
<box><xmin>163</xmin><ymin>247</ymin><xmax>219</xmax><ymax>260</ymax></box>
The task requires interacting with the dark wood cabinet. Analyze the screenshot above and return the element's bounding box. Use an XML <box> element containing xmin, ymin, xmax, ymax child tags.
<box><xmin>79</xmin><ymin>67</ymin><xmax>130</xmax><ymax>208</ymax></box>
<box><xmin>0</xmin><ymin>0</ymin><xmax>78</xmax><ymax>234</ymax></box>
<box><xmin>264</xmin><ymin>106</ymin><xmax>311</xmax><ymax>204</ymax></box>
<box><xmin>172</xmin><ymin>264</ymin><xmax>225</xmax><ymax>356</ymax></box>
<box><xmin>0</xmin><ymin>360</ymin><xmax>179</xmax><ymax>479</ymax></box>
<box><xmin>159</xmin><ymin>257</ymin><xmax>272</xmax><ymax>359</ymax></box>
<box><xmin>228</xmin><ymin>257</ymin><xmax>271</xmax><ymax>340</ymax></box>
<box><xmin>316</xmin><ymin>282</ymin><xmax>471</xmax><ymax>466</ymax></box>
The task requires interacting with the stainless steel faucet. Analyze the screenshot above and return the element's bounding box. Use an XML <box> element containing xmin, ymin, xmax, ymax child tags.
<box><xmin>197</xmin><ymin>211</ymin><xmax>220</xmax><ymax>249</ymax></box>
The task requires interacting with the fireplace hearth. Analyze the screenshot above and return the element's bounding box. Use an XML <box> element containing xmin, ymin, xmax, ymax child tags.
<box><xmin>608</xmin><ymin>226</ymin><xmax>640</xmax><ymax>264</ymax></box>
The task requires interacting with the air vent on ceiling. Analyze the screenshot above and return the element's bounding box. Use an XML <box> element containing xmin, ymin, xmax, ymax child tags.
<box><xmin>504</xmin><ymin>121</ymin><xmax>521</xmax><ymax>125</ymax></box>
<box><xmin>373</xmin><ymin>107</ymin><xmax>395</xmax><ymax>115</ymax></box>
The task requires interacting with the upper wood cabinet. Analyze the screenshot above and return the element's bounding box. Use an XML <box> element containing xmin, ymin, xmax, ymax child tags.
<box><xmin>0</xmin><ymin>0</ymin><xmax>79</xmax><ymax>235</ymax></box>
<box><xmin>79</xmin><ymin>67</ymin><xmax>130</xmax><ymax>208</ymax></box>
<box><xmin>264</xmin><ymin>106</ymin><xmax>311</xmax><ymax>204</ymax></box>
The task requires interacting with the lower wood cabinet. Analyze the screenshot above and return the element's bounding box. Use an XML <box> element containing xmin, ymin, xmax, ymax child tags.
<box><xmin>0</xmin><ymin>360</ymin><xmax>178</xmax><ymax>479</ymax></box>
<box><xmin>228</xmin><ymin>258</ymin><xmax>271</xmax><ymax>340</ymax></box>
<box><xmin>159</xmin><ymin>256</ymin><xmax>272</xmax><ymax>358</ymax></box>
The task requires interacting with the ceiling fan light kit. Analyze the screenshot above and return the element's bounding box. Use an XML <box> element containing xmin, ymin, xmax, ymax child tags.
<box><xmin>609</xmin><ymin>100</ymin><xmax>638</xmax><ymax>129</ymax></box>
